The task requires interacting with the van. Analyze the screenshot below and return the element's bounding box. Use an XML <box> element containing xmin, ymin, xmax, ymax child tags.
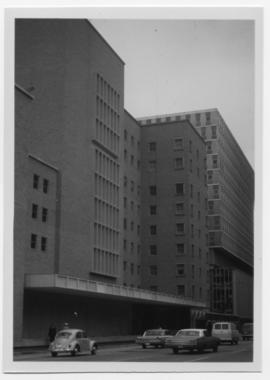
<box><xmin>212</xmin><ymin>322</ymin><xmax>240</xmax><ymax>344</ymax></box>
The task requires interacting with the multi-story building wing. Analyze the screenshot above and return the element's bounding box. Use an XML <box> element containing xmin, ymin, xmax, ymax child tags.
<box><xmin>138</xmin><ymin>109</ymin><xmax>254</xmax><ymax>322</ymax></box>
<box><xmin>140</xmin><ymin>119</ymin><xmax>209</xmax><ymax>308</ymax></box>
<box><xmin>122</xmin><ymin>111</ymin><xmax>142</xmax><ymax>287</ymax></box>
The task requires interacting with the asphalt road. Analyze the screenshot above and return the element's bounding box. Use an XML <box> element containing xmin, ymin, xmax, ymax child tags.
<box><xmin>14</xmin><ymin>340</ymin><xmax>253</xmax><ymax>362</ymax></box>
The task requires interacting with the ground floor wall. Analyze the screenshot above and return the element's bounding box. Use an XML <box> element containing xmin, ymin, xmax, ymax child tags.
<box><xmin>16</xmin><ymin>290</ymin><xmax>195</xmax><ymax>347</ymax></box>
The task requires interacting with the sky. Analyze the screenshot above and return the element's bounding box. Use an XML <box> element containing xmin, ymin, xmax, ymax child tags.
<box><xmin>91</xmin><ymin>20</ymin><xmax>255</xmax><ymax>167</ymax></box>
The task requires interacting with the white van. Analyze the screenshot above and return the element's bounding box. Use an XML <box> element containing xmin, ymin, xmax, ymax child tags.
<box><xmin>212</xmin><ymin>322</ymin><xmax>240</xmax><ymax>344</ymax></box>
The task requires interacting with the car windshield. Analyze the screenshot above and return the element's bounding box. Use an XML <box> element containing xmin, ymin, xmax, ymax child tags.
<box><xmin>56</xmin><ymin>332</ymin><xmax>72</xmax><ymax>339</ymax></box>
<box><xmin>178</xmin><ymin>330</ymin><xmax>200</xmax><ymax>337</ymax></box>
<box><xmin>145</xmin><ymin>330</ymin><xmax>164</xmax><ymax>336</ymax></box>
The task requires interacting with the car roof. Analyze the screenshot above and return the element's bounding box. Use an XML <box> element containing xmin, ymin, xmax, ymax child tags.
<box><xmin>180</xmin><ymin>329</ymin><xmax>205</xmax><ymax>332</ymax></box>
<box><xmin>58</xmin><ymin>328</ymin><xmax>84</xmax><ymax>333</ymax></box>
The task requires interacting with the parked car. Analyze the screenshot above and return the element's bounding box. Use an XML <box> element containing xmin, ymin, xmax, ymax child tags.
<box><xmin>136</xmin><ymin>329</ymin><xmax>176</xmax><ymax>348</ymax></box>
<box><xmin>165</xmin><ymin>328</ymin><xmax>220</xmax><ymax>354</ymax></box>
<box><xmin>212</xmin><ymin>322</ymin><xmax>240</xmax><ymax>345</ymax></box>
<box><xmin>241</xmin><ymin>323</ymin><xmax>253</xmax><ymax>341</ymax></box>
<box><xmin>48</xmin><ymin>328</ymin><xmax>97</xmax><ymax>357</ymax></box>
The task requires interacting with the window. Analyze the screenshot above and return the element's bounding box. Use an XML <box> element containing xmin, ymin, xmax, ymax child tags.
<box><xmin>195</xmin><ymin>113</ymin><xmax>201</xmax><ymax>126</ymax></box>
<box><xmin>123</xmin><ymin>261</ymin><xmax>127</xmax><ymax>271</ymax></box>
<box><xmin>198</xmin><ymin>210</ymin><xmax>201</xmax><ymax>220</ymax></box>
<box><xmin>201</xmin><ymin>127</ymin><xmax>206</xmax><ymax>139</ymax></box>
<box><xmin>207</xmin><ymin>170</ymin><xmax>213</xmax><ymax>182</ymax></box>
<box><xmin>123</xmin><ymin>239</ymin><xmax>127</xmax><ymax>250</ymax></box>
<box><xmin>213</xmin><ymin>185</ymin><xmax>219</xmax><ymax>199</ymax></box>
<box><xmin>41</xmin><ymin>236</ymin><xmax>47</xmax><ymax>251</ymax></box>
<box><xmin>176</xmin><ymin>243</ymin><xmax>185</xmax><ymax>255</ymax></box>
<box><xmin>196</xmin><ymin>149</ymin><xmax>199</xmax><ymax>160</ymax></box>
<box><xmin>176</xmin><ymin>223</ymin><xmax>184</xmax><ymax>234</ymax></box>
<box><xmin>130</xmin><ymin>263</ymin><xmax>134</xmax><ymax>275</ymax></box>
<box><xmin>206</xmin><ymin>141</ymin><xmax>212</xmax><ymax>154</ymax></box>
<box><xmin>191</xmin><ymin>244</ymin><xmax>195</xmax><ymax>257</ymax></box>
<box><xmin>174</xmin><ymin>138</ymin><xmax>183</xmax><ymax>150</ymax></box>
<box><xmin>190</xmin><ymin>184</ymin><xmax>193</xmax><ymax>198</ymax></box>
<box><xmin>189</xmin><ymin>140</ymin><xmax>192</xmax><ymax>153</ymax></box>
<box><xmin>130</xmin><ymin>201</ymin><xmax>134</xmax><ymax>210</ymax></box>
<box><xmin>200</xmin><ymin>287</ymin><xmax>202</xmax><ymax>298</ymax></box>
<box><xmin>191</xmin><ymin>224</ymin><xmax>194</xmax><ymax>237</ymax></box>
<box><xmin>175</xmin><ymin>157</ymin><xmax>183</xmax><ymax>169</ymax></box>
<box><xmin>30</xmin><ymin>233</ymin><xmax>37</xmax><ymax>249</ymax></box>
<box><xmin>212</xmin><ymin>155</ymin><xmax>218</xmax><ymax>168</ymax></box>
<box><xmin>185</xmin><ymin>114</ymin><xmax>191</xmax><ymax>121</ymax></box>
<box><xmin>130</xmin><ymin>155</ymin><xmax>134</xmax><ymax>166</ymax></box>
<box><xmin>150</xmin><ymin>205</ymin><xmax>157</xmax><ymax>215</ymax></box>
<box><xmin>137</xmin><ymin>225</ymin><xmax>140</xmax><ymax>235</ymax></box>
<box><xmin>43</xmin><ymin>179</ymin><xmax>49</xmax><ymax>194</ymax></box>
<box><xmin>197</xmin><ymin>167</ymin><xmax>200</xmax><ymax>177</ymax></box>
<box><xmin>192</xmin><ymin>285</ymin><xmax>195</xmax><ymax>298</ymax></box>
<box><xmin>33</xmin><ymin>174</ymin><xmax>39</xmax><ymax>189</ymax></box>
<box><xmin>176</xmin><ymin>264</ymin><xmax>185</xmax><ymax>276</ymax></box>
<box><xmin>175</xmin><ymin>202</ymin><xmax>184</xmax><ymax>214</ymax></box>
<box><xmin>150</xmin><ymin>225</ymin><xmax>157</xmax><ymax>235</ymax></box>
<box><xmin>124</xmin><ymin>149</ymin><xmax>127</xmax><ymax>161</ymax></box>
<box><xmin>150</xmin><ymin>265</ymin><xmax>157</xmax><ymax>275</ymax></box>
<box><xmin>131</xmin><ymin>135</ymin><xmax>134</xmax><ymax>146</ymax></box>
<box><xmin>32</xmin><ymin>204</ymin><xmax>38</xmax><ymax>219</ymax></box>
<box><xmin>42</xmin><ymin>207</ymin><xmax>48</xmax><ymax>222</ymax></box>
<box><xmin>177</xmin><ymin>285</ymin><xmax>185</xmax><ymax>296</ymax></box>
<box><xmin>150</xmin><ymin>185</ymin><xmax>157</xmax><ymax>195</ymax></box>
<box><xmin>137</xmin><ymin>160</ymin><xmax>141</xmax><ymax>170</ymax></box>
<box><xmin>149</xmin><ymin>142</ymin><xmax>156</xmax><ymax>152</ymax></box>
<box><xmin>137</xmin><ymin>265</ymin><xmax>141</xmax><ymax>275</ymax></box>
<box><xmin>148</xmin><ymin>160</ymin><xmax>156</xmax><ymax>171</ymax></box>
<box><xmin>166</xmin><ymin>116</ymin><xmax>171</xmax><ymax>122</ymax></box>
<box><xmin>130</xmin><ymin>221</ymin><xmax>134</xmax><ymax>231</ymax></box>
<box><xmin>124</xmin><ymin>176</ymin><xmax>127</xmax><ymax>187</ymax></box>
<box><xmin>137</xmin><ymin>185</ymin><xmax>141</xmax><ymax>196</ymax></box>
<box><xmin>124</xmin><ymin>129</ymin><xmax>128</xmax><ymax>141</ymax></box>
<box><xmin>199</xmin><ymin>267</ymin><xmax>202</xmax><ymax>277</ymax></box>
<box><xmin>197</xmin><ymin>191</ymin><xmax>201</xmax><ymax>202</ymax></box>
<box><xmin>150</xmin><ymin>245</ymin><xmax>157</xmax><ymax>255</ymax></box>
<box><xmin>124</xmin><ymin>197</ymin><xmax>127</xmax><ymax>208</ymax></box>
<box><xmin>189</xmin><ymin>159</ymin><xmax>192</xmax><ymax>172</ymax></box>
<box><xmin>123</xmin><ymin>218</ymin><xmax>127</xmax><ymax>230</ymax></box>
<box><xmin>131</xmin><ymin>180</ymin><xmax>134</xmax><ymax>192</ymax></box>
<box><xmin>190</xmin><ymin>204</ymin><xmax>194</xmax><ymax>217</ymax></box>
<box><xmin>192</xmin><ymin>265</ymin><xmax>195</xmax><ymax>279</ymax></box>
<box><xmin>206</xmin><ymin>112</ymin><xmax>211</xmax><ymax>125</ymax></box>
<box><xmin>175</xmin><ymin>183</ymin><xmax>184</xmax><ymax>196</ymax></box>
<box><xmin>211</xmin><ymin>125</ymin><xmax>217</xmax><ymax>139</ymax></box>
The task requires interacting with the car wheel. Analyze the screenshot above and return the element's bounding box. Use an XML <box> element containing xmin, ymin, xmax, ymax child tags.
<box><xmin>230</xmin><ymin>340</ymin><xmax>234</xmax><ymax>345</ymax></box>
<box><xmin>142</xmin><ymin>344</ymin><xmax>146</xmax><ymax>349</ymax></box>
<box><xmin>213</xmin><ymin>345</ymin><xmax>218</xmax><ymax>352</ymax></box>
<box><xmin>172</xmin><ymin>347</ymin><xmax>179</xmax><ymax>354</ymax></box>
<box><xmin>198</xmin><ymin>347</ymin><xmax>204</xmax><ymax>353</ymax></box>
<box><xmin>71</xmin><ymin>345</ymin><xmax>80</xmax><ymax>356</ymax></box>
<box><xmin>91</xmin><ymin>344</ymin><xmax>97</xmax><ymax>355</ymax></box>
<box><xmin>51</xmin><ymin>352</ymin><xmax>57</xmax><ymax>357</ymax></box>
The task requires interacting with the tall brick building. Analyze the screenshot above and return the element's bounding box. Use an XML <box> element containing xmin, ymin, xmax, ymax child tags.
<box><xmin>138</xmin><ymin>110</ymin><xmax>254</xmax><ymax>322</ymax></box>
<box><xmin>14</xmin><ymin>19</ymin><xmax>207</xmax><ymax>347</ymax></box>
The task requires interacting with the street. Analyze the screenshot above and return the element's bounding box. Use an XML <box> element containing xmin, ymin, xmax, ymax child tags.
<box><xmin>14</xmin><ymin>340</ymin><xmax>253</xmax><ymax>362</ymax></box>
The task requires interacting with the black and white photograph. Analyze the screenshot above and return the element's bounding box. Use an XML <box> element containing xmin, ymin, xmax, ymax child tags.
<box><xmin>1</xmin><ymin>3</ymin><xmax>265</xmax><ymax>375</ymax></box>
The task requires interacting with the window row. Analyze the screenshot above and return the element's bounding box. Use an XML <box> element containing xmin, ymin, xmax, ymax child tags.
<box><xmin>93</xmin><ymin>248</ymin><xmax>119</xmax><ymax>277</ymax></box>
<box><xmin>149</xmin><ymin>263</ymin><xmax>185</xmax><ymax>276</ymax></box>
<box><xmin>94</xmin><ymin>223</ymin><xmax>119</xmax><ymax>251</ymax></box>
<box><xmin>95</xmin><ymin>149</ymin><xmax>119</xmax><ymax>183</ymax></box>
<box><xmin>124</xmin><ymin>129</ymin><xmax>140</xmax><ymax>148</ymax></box>
<box><xmin>96</xmin><ymin>74</ymin><xmax>120</xmax><ymax>111</ymax></box>
<box><xmin>95</xmin><ymin>119</ymin><xmax>120</xmax><ymax>153</ymax></box>
<box><xmin>123</xmin><ymin>218</ymin><xmax>140</xmax><ymax>234</ymax></box>
<box><xmin>30</xmin><ymin>234</ymin><xmax>47</xmax><ymax>251</ymax></box>
<box><xmin>123</xmin><ymin>240</ymin><xmax>141</xmax><ymax>255</ymax></box>
<box><xmin>200</xmin><ymin>125</ymin><xmax>217</xmax><ymax>139</ymax></box>
<box><xmin>94</xmin><ymin>174</ymin><xmax>119</xmax><ymax>206</ymax></box>
<box><xmin>124</xmin><ymin>176</ymin><xmax>141</xmax><ymax>196</ymax></box>
<box><xmin>33</xmin><ymin>174</ymin><xmax>49</xmax><ymax>194</ymax></box>
<box><xmin>94</xmin><ymin>198</ymin><xmax>119</xmax><ymax>229</ymax></box>
<box><xmin>123</xmin><ymin>149</ymin><xmax>141</xmax><ymax>169</ymax></box>
<box><xmin>149</xmin><ymin>244</ymin><xmax>205</xmax><ymax>258</ymax></box>
<box><xmin>96</xmin><ymin>97</ymin><xmax>120</xmax><ymax>133</ymax></box>
<box><xmin>31</xmin><ymin>204</ymin><xmax>48</xmax><ymax>222</ymax></box>
<box><xmin>123</xmin><ymin>261</ymin><xmax>141</xmax><ymax>275</ymax></box>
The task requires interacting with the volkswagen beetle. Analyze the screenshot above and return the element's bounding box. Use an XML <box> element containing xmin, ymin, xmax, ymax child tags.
<box><xmin>49</xmin><ymin>329</ymin><xmax>97</xmax><ymax>357</ymax></box>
